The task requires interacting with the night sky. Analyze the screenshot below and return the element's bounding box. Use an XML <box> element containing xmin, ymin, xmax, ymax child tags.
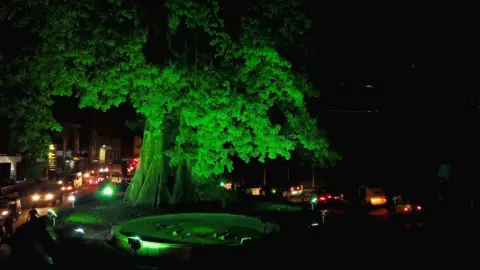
<box><xmin>2</xmin><ymin>1</ymin><xmax>475</xmax><ymax>187</ymax></box>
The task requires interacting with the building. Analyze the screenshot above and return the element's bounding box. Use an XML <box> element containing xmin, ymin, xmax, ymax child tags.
<box><xmin>0</xmin><ymin>154</ymin><xmax>21</xmax><ymax>183</ymax></box>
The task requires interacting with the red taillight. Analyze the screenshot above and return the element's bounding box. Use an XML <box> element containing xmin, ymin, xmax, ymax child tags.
<box><xmin>327</xmin><ymin>195</ymin><xmax>332</xmax><ymax>199</ymax></box>
<box><xmin>416</xmin><ymin>206</ymin><xmax>422</xmax><ymax>211</ymax></box>
<box><xmin>319</xmin><ymin>196</ymin><xmax>326</xmax><ymax>201</ymax></box>
<box><xmin>290</xmin><ymin>187</ymin><xmax>294</xmax><ymax>191</ymax></box>
<box><xmin>300</xmin><ymin>185</ymin><xmax>303</xmax><ymax>189</ymax></box>
<box><xmin>404</xmin><ymin>207</ymin><xmax>409</xmax><ymax>212</ymax></box>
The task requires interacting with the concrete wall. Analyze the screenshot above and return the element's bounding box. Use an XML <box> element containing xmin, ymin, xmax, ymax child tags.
<box><xmin>0</xmin><ymin>155</ymin><xmax>22</xmax><ymax>178</ymax></box>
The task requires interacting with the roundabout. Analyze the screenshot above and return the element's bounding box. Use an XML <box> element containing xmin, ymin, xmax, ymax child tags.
<box><xmin>112</xmin><ymin>213</ymin><xmax>279</xmax><ymax>257</ymax></box>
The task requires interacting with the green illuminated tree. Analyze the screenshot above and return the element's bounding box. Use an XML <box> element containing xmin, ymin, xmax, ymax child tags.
<box><xmin>2</xmin><ymin>0</ymin><xmax>339</xmax><ymax>207</ymax></box>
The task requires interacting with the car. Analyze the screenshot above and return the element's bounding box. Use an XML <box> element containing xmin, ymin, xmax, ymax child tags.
<box><xmin>390</xmin><ymin>194</ymin><xmax>426</xmax><ymax>227</ymax></box>
<box><xmin>392</xmin><ymin>195</ymin><xmax>424</xmax><ymax>215</ymax></box>
<box><xmin>110</xmin><ymin>172</ymin><xmax>122</xmax><ymax>184</ymax></box>
<box><xmin>61</xmin><ymin>180</ymin><xmax>75</xmax><ymax>193</ymax></box>
<box><xmin>0</xmin><ymin>193</ymin><xmax>22</xmax><ymax>220</ymax></box>
<box><xmin>64</xmin><ymin>173</ymin><xmax>83</xmax><ymax>188</ymax></box>
<box><xmin>31</xmin><ymin>185</ymin><xmax>63</xmax><ymax>206</ymax></box>
<box><xmin>254</xmin><ymin>186</ymin><xmax>286</xmax><ymax>197</ymax></box>
<box><xmin>358</xmin><ymin>186</ymin><xmax>387</xmax><ymax>206</ymax></box>
<box><xmin>85</xmin><ymin>173</ymin><xmax>100</xmax><ymax>185</ymax></box>
<box><xmin>288</xmin><ymin>184</ymin><xmax>303</xmax><ymax>196</ymax></box>
<box><xmin>314</xmin><ymin>189</ymin><xmax>345</xmax><ymax>203</ymax></box>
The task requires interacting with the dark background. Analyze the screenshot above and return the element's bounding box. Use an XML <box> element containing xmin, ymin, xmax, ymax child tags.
<box><xmin>1</xmin><ymin>1</ymin><xmax>475</xmax><ymax>189</ymax></box>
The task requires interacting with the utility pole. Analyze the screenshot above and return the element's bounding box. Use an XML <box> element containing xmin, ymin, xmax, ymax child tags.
<box><xmin>263</xmin><ymin>167</ymin><xmax>267</xmax><ymax>185</ymax></box>
<box><xmin>312</xmin><ymin>167</ymin><xmax>315</xmax><ymax>188</ymax></box>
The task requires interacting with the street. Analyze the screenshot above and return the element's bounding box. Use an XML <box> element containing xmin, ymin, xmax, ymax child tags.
<box><xmin>13</xmin><ymin>182</ymin><xmax>99</xmax><ymax>230</ymax></box>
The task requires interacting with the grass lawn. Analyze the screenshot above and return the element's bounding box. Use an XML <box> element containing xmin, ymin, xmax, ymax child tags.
<box><xmin>56</xmin><ymin>196</ymin><xmax>310</xmax><ymax>232</ymax></box>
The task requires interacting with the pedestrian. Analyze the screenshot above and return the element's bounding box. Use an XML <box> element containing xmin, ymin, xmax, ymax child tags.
<box><xmin>0</xmin><ymin>219</ymin><xmax>4</xmax><ymax>242</ymax></box>
<box><xmin>3</xmin><ymin>213</ymin><xmax>14</xmax><ymax>238</ymax></box>
<box><xmin>27</xmin><ymin>206</ymin><xmax>39</xmax><ymax>223</ymax></box>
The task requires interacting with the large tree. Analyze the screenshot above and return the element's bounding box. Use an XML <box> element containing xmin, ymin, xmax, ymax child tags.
<box><xmin>2</xmin><ymin>0</ymin><xmax>339</xmax><ymax>207</ymax></box>
<box><xmin>0</xmin><ymin>16</ymin><xmax>61</xmax><ymax>179</ymax></box>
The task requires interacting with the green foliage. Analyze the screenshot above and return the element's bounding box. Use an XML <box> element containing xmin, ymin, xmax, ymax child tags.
<box><xmin>0</xmin><ymin>18</ymin><xmax>60</xmax><ymax>158</ymax></box>
<box><xmin>2</xmin><ymin>0</ymin><xmax>339</xmax><ymax>183</ymax></box>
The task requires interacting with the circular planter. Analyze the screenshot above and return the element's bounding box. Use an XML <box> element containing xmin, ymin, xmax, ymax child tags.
<box><xmin>112</xmin><ymin>213</ymin><xmax>278</xmax><ymax>259</ymax></box>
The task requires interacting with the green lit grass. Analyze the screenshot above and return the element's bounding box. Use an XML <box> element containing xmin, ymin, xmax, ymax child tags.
<box><xmin>65</xmin><ymin>213</ymin><xmax>105</xmax><ymax>224</ymax></box>
<box><xmin>253</xmin><ymin>202</ymin><xmax>304</xmax><ymax>212</ymax></box>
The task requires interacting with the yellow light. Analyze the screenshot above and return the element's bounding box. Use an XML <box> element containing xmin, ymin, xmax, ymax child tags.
<box><xmin>49</xmin><ymin>144</ymin><xmax>55</xmax><ymax>150</ymax></box>
<box><xmin>370</xmin><ymin>196</ymin><xmax>387</xmax><ymax>206</ymax></box>
<box><xmin>83</xmin><ymin>173</ymin><xmax>90</xmax><ymax>178</ymax></box>
<box><xmin>67</xmin><ymin>186</ymin><xmax>72</xmax><ymax>190</ymax></box>
<box><xmin>45</xmin><ymin>193</ymin><xmax>54</xmax><ymax>200</ymax></box>
<box><xmin>32</xmin><ymin>194</ymin><xmax>40</xmax><ymax>201</ymax></box>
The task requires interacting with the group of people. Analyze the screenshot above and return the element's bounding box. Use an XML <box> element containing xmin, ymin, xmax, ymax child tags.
<box><xmin>0</xmin><ymin>206</ymin><xmax>39</xmax><ymax>243</ymax></box>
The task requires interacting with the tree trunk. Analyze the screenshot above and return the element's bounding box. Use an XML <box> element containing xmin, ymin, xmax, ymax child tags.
<box><xmin>124</xmin><ymin>118</ymin><xmax>196</xmax><ymax>208</ymax></box>
<box><xmin>124</xmin><ymin>121</ymin><xmax>170</xmax><ymax>208</ymax></box>
<box><xmin>170</xmin><ymin>116</ymin><xmax>196</xmax><ymax>204</ymax></box>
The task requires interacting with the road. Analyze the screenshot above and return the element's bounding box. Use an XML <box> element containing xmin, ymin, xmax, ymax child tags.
<box><xmin>14</xmin><ymin>182</ymin><xmax>99</xmax><ymax>230</ymax></box>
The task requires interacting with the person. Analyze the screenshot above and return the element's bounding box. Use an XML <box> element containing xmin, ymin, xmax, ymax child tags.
<box><xmin>27</xmin><ymin>207</ymin><xmax>39</xmax><ymax>223</ymax></box>
<box><xmin>0</xmin><ymin>218</ymin><xmax>4</xmax><ymax>242</ymax></box>
<box><xmin>3</xmin><ymin>213</ymin><xmax>14</xmax><ymax>238</ymax></box>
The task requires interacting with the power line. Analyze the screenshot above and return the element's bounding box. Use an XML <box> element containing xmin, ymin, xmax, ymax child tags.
<box><xmin>322</xmin><ymin>109</ymin><xmax>379</xmax><ymax>113</ymax></box>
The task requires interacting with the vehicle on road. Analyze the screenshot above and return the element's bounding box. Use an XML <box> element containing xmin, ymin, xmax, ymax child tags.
<box><xmin>359</xmin><ymin>186</ymin><xmax>387</xmax><ymax>206</ymax></box>
<box><xmin>309</xmin><ymin>189</ymin><xmax>345</xmax><ymax>203</ymax></box>
<box><xmin>64</xmin><ymin>173</ymin><xmax>82</xmax><ymax>189</ymax></box>
<box><xmin>83</xmin><ymin>171</ymin><xmax>100</xmax><ymax>185</ymax></box>
<box><xmin>0</xmin><ymin>193</ymin><xmax>22</xmax><ymax>220</ymax></box>
<box><xmin>390</xmin><ymin>194</ymin><xmax>426</xmax><ymax>227</ymax></box>
<box><xmin>110</xmin><ymin>172</ymin><xmax>122</xmax><ymax>184</ymax></box>
<box><xmin>244</xmin><ymin>183</ymin><xmax>303</xmax><ymax>198</ymax></box>
<box><xmin>31</xmin><ymin>185</ymin><xmax>63</xmax><ymax>206</ymax></box>
<box><xmin>392</xmin><ymin>195</ymin><xmax>424</xmax><ymax>215</ymax></box>
<box><xmin>288</xmin><ymin>184</ymin><xmax>304</xmax><ymax>196</ymax></box>
<box><xmin>61</xmin><ymin>179</ymin><xmax>76</xmax><ymax>193</ymax></box>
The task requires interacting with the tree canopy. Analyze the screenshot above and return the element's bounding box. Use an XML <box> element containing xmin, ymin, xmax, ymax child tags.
<box><xmin>0</xmin><ymin>16</ymin><xmax>60</xmax><ymax>162</ymax></box>
<box><xmin>2</xmin><ymin>0</ymin><xmax>339</xmax><ymax>182</ymax></box>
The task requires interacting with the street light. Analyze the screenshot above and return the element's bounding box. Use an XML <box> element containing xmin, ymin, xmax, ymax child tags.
<box><xmin>73</xmin><ymin>228</ymin><xmax>84</xmax><ymax>239</ymax></box>
<box><xmin>47</xmin><ymin>209</ymin><xmax>57</xmax><ymax>227</ymax></box>
<box><xmin>128</xmin><ymin>236</ymin><xmax>142</xmax><ymax>254</ymax></box>
<box><xmin>103</xmin><ymin>186</ymin><xmax>113</xmax><ymax>196</ymax></box>
<box><xmin>309</xmin><ymin>196</ymin><xmax>318</xmax><ymax>210</ymax></box>
<box><xmin>68</xmin><ymin>195</ymin><xmax>76</xmax><ymax>208</ymax></box>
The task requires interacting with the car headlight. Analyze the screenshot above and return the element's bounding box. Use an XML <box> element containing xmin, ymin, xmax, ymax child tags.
<box><xmin>57</xmin><ymin>180</ymin><xmax>63</xmax><ymax>185</ymax></box>
<box><xmin>67</xmin><ymin>186</ymin><xmax>72</xmax><ymax>190</ymax></box>
<box><xmin>45</xmin><ymin>193</ymin><xmax>54</xmax><ymax>200</ymax></box>
<box><xmin>1</xmin><ymin>210</ymin><xmax>8</xmax><ymax>216</ymax></box>
<box><xmin>32</xmin><ymin>194</ymin><xmax>40</xmax><ymax>201</ymax></box>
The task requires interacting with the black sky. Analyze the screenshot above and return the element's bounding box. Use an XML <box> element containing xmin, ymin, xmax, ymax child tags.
<box><xmin>3</xmin><ymin>1</ymin><xmax>475</xmax><ymax>185</ymax></box>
